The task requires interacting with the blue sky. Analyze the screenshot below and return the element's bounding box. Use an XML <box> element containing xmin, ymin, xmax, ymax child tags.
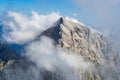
<box><xmin>1</xmin><ymin>0</ymin><xmax>119</xmax><ymax>26</ymax></box>
<box><xmin>0</xmin><ymin>0</ymin><xmax>89</xmax><ymax>26</ymax></box>
<box><xmin>0</xmin><ymin>0</ymin><xmax>80</xmax><ymax>16</ymax></box>
<box><xmin>0</xmin><ymin>0</ymin><xmax>120</xmax><ymax>41</ymax></box>
<box><xmin>0</xmin><ymin>0</ymin><xmax>101</xmax><ymax>27</ymax></box>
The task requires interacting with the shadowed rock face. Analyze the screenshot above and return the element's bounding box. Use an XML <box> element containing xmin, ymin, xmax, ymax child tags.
<box><xmin>0</xmin><ymin>17</ymin><xmax>119</xmax><ymax>80</ymax></box>
<box><xmin>0</xmin><ymin>41</ymin><xmax>21</xmax><ymax>62</ymax></box>
<box><xmin>39</xmin><ymin>17</ymin><xmax>63</xmax><ymax>43</ymax></box>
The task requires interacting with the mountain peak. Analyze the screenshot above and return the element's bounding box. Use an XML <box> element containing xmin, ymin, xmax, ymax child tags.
<box><xmin>0</xmin><ymin>16</ymin><xmax>119</xmax><ymax>80</ymax></box>
<box><xmin>38</xmin><ymin>17</ymin><xmax>113</xmax><ymax>64</ymax></box>
<box><xmin>59</xmin><ymin>17</ymin><xmax>63</xmax><ymax>23</ymax></box>
<box><xmin>55</xmin><ymin>17</ymin><xmax>64</xmax><ymax>26</ymax></box>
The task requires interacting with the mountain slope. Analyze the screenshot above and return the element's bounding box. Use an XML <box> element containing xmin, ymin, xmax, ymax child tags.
<box><xmin>39</xmin><ymin>17</ymin><xmax>115</xmax><ymax>64</ymax></box>
<box><xmin>37</xmin><ymin>17</ymin><xmax>119</xmax><ymax>80</ymax></box>
<box><xmin>0</xmin><ymin>41</ymin><xmax>21</xmax><ymax>62</ymax></box>
<box><xmin>0</xmin><ymin>17</ymin><xmax>119</xmax><ymax>80</ymax></box>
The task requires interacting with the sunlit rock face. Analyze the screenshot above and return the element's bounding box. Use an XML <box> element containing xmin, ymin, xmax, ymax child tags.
<box><xmin>39</xmin><ymin>17</ymin><xmax>120</xmax><ymax>80</ymax></box>
<box><xmin>40</xmin><ymin>17</ymin><xmax>115</xmax><ymax>64</ymax></box>
<box><xmin>0</xmin><ymin>17</ymin><xmax>119</xmax><ymax>80</ymax></box>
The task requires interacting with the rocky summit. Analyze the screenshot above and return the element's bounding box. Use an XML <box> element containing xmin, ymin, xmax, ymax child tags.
<box><xmin>0</xmin><ymin>17</ymin><xmax>120</xmax><ymax>80</ymax></box>
<box><xmin>40</xmin><ymin>17</ymin><xmax>114</xmax><ymax>64</ymax></box>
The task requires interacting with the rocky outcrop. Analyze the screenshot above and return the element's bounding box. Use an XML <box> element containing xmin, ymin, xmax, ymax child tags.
<box><xmin>39</xmin><ymin>17</ymin><xmax>119</xmax><ymax>80</ymax></box>
<box><xmin>0</xmin><ymin>40</ymin><xmax>22</xmax><ymax>71</ymax></box>
<box><xmin>0</xmin><ymin>17</ymin><xmax>119</xmax><ymax>80</ymax></box>
<box><xmin>40</xmin><ymin>17</ymin><xmax>115</xmax><ymax>64</ymax></box>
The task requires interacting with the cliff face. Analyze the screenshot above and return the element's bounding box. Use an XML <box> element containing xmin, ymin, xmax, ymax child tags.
<box><xmin>0</xmin><ymin>17</ymin><xmax>119</xmax><ymax>80</ymax></box>
<box><xmin>39</xmin><ymin>17</ymin><xmax>119</xmax><ymax>80</ymax></box>
<box><xmin>40</xmin><ymin>17</ymin><xmax>115</xmax><ymax>64</ymax></box>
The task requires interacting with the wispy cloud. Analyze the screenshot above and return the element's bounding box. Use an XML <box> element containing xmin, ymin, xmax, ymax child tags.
<box><xmin>1</xmin><ymin>10</ymin><xmax>120</xmax><ymax>80</ymax></box>
<box><xmin>1</xmin><ymin>11</ymin><xmax>85</xmax><ymax>44</ymax></box>
<box><xmin>70</xmin><ymin>0</ymin><xmax>120</xmax><ymax>45</ymax></box>
<box><xmin>25</xmin><ymin>36</ymin><xmax>94</xmax><ymax>80</ymax></box>
<box><xmin>2</xmin><ymin>11</ymin><xmax>60</xmax><ymax>44</ymax></box>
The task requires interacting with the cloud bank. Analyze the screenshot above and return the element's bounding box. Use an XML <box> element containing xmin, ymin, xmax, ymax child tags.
<box><xmin>0</xmin><ymin>11</ymin><xmax>120</xmax><ymax>80</ymax></box>
<box><xmin>25</xmin><ymin>36</ymin><xmax>94</xmax><ymax>80</ymax></box>
<box><xmin>1</xmin><ymin>11</ymin><xmax>85</xmax><ymax>45</ymax></box>
<box><xmin>2</xmin><ymin>11</ymin><xmax>60</xmax><ymax>44</ymax></box>
<box><xmin>70</xmin><ymin>0</ymin><xmax>120</xmax><ymax>47</ymax></box>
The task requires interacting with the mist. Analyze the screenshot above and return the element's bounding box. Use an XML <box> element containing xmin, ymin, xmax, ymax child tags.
<box><xmin>70</xmin><ymin>0</ymin><xmax>120</xmax><ymax>48</ymax></box>
<box><xmin>0</xmin><ymin>11</ymin><xmax>94</xmax><ymax>80</ymax></box>
<box><xmin>25</xmin><ymin>36</ymin><xmax>95</xmax><ymax>80</ymax></box>
<box><xmin>0</xmin><ymin>11</ymin><xmax>120</xmax><ymax>80</ymax></box>
<box><xmin>1</xmin><ymin>11</ymin><xmax>60</xmax><ymax>44</ymax></box>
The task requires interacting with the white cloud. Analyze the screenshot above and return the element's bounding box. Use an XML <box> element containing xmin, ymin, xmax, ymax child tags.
<box><xmin>2</xmin><ymin>11</ymin><xmax>60</xmax><ymax>44</ymax></box>
<box><xmin>70</xmin><ymin>0</ymin><xmax>120</xmax><ymax>50</ymax></box>
<box><xmin>25</xmin><ymin>36</ymin><xmax>94</xmax><ymax>80</ymax></box>
<box><xmin>65</xmin><ymin>16</ymin><xmax>85</xmax><ymax>26</ymax></box>
<box><xmin>73</xmin><ymin>13</ymin><xmax>77</xmax><ymax>17</ymax></box>
<box><xmin>2</xmin><ymin>11</ymin><xmax>87</xmax><ymax>44</ymax></box>
<box><xmin>1</xmin><ymin>10</ymin><xmax>119</xmax><ymax>80</ymax></box>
